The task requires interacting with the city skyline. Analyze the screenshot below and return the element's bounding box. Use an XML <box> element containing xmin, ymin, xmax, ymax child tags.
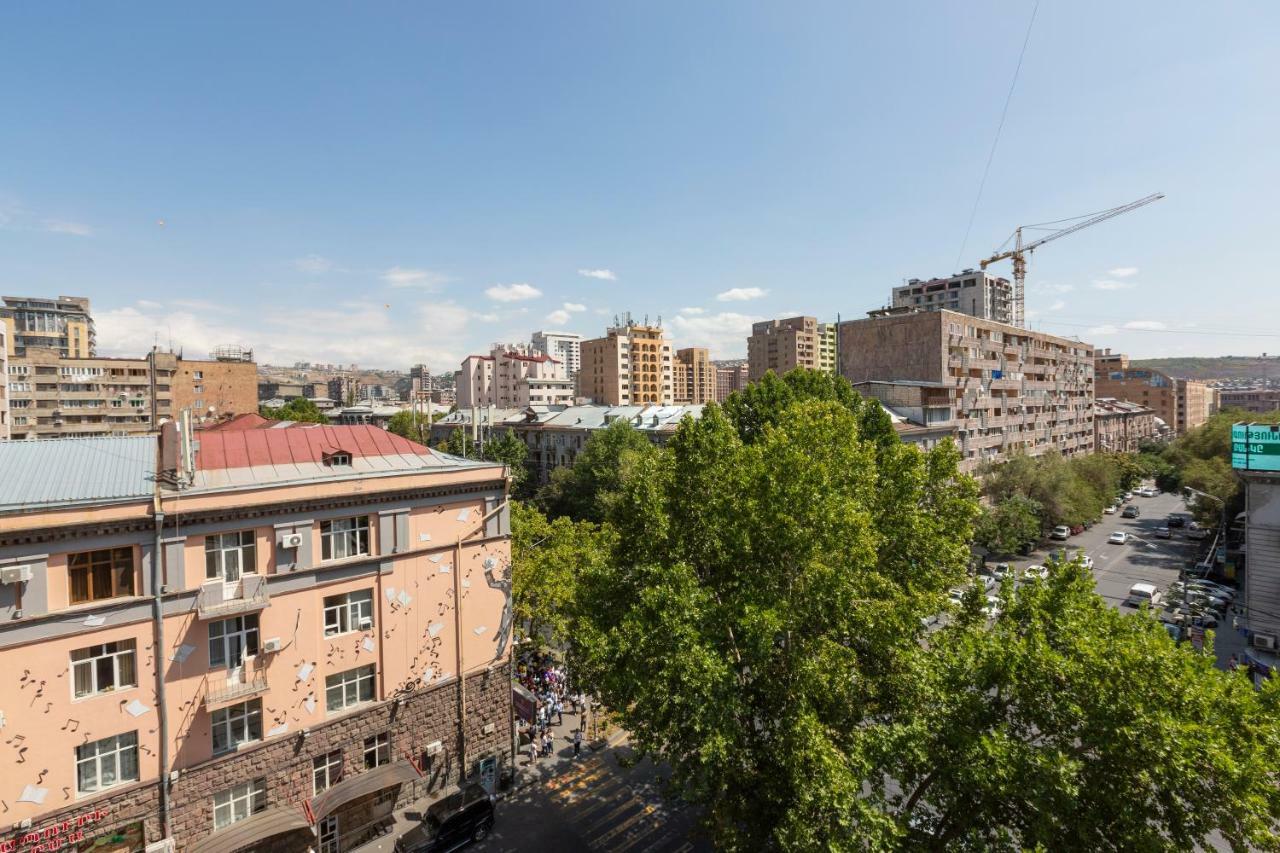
<box><xmin>3</xmin><ymin>2</ymin><xmax>1279</xmax><ymax>369</ymax></box>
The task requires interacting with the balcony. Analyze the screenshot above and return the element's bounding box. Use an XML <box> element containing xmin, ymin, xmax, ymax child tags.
<box><xmin>197</xmin><ymin>575</ymin><xmax>270</xmax><ymax>620</ymax></box>
<box><xmin>204</xmin><ymin>670</ymin><xmax>269</xmax><ymax>707</ymax></box>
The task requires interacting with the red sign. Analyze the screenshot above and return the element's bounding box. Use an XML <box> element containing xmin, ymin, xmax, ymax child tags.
<box><xmin>0</xmin><ymin>808</ymin><xmax>109</xmax><ymax>853</ymax></box>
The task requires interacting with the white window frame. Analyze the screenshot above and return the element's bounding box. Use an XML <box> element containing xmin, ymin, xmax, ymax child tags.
<box><xmin>321</xmin><ymin>516</ymin><xmax>370</xmax><ymax>561</ymax></box>
<box><xmin>75</xmin><ymin>732</ymin><xmax>139</xmax><ymax>794</ymax></box>
<box><xmin>364</xmin><ymin>732</ymin><xmax>391</xmax><ymax>769</ymax></box>
<box><xmin>318</xmin><ymin>815</ymin><xmax>340</xmax><ymax>853</ymax></box>
<box><xmin>213</xmin><ymin>778</ymin><xmax>267</xmax><ymax>830</ymax></box>
<box><xmin>211</xmin><ymin>699</ymin><xmax>263</xmax><ymax>755</ymax></box>
<box><xmin>323</xmin><ymin>589</ymin><xmax>374</xmax><ymax>637</ymax></box>
<box><xmin>71</xmin><ymin>640</ymin><xmax>137</xmax><ymax>699</ymax></box>
<box><xmin>313</xmin><ymin>750</ymin><xmax>343</xmax><ymax>795</ymax></box>
<box><xmin>325</xmin><ymin>665</ymin><xmax>375</xmax><ymax>713</ymax></box>
<box><xmin>205</xmin><ymin>530</ymin><xmax>257</xmax><ymax>582</ymax></box>
<box><xmin>208</xmin><ymin>615</ymin><xmax>260</xmax><ymax>669</ymax></box>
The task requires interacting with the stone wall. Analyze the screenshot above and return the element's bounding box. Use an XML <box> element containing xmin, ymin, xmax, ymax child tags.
<box><xmin>0</xmin><ymin>780</ymin><xmax>160</xmax><ymax>853</ymax></box>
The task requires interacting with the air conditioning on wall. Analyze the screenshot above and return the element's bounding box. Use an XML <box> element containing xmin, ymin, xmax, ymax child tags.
<box><xmin>0</xmin><ymin>564</ymin><xmax>33</xmax><ymax>585</ymax></box>
<box><xmin>278</xmin><ymin>533</ymin><xmax>303</xmax><ymax>549</ymax></box>
<box><xmin>1253</xmin><ymin>634</ymin><xmax>1277</xmax><ymax>651</ymax></box>
<box><xmin>262</xmin><ymin>638</ymin><xmax>283</xmax><ymax>653</ymax></box>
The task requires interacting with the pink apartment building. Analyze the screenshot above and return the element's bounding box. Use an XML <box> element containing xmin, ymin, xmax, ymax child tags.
<box><xmin>455</xmin><ymin>345</ymin><xmax>574</xmax><ymax>410</ymax></box>
<box><xmin>0</xmin><ymin>423</ymin><xmax>513</xmax><ymax>853</ymax></box>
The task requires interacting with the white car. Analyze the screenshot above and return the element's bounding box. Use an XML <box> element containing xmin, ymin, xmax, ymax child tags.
<box><xmin>1079</xmin><ymin>554</ymin><xmax>1094</xmax><ymax>570</ymax></box>
<box><xmin>947</xmin><ymin>588</ymin><xmax>966</xmax><ymax>606</ymax></box>
<box><xmin>1051</xmin><ymin>525</ymin><xmax>1071</xmax><ymax>540</ymax></box>
<box><xmin>1103</xmin><ymin>505</ymin><xmax>1118</xmax><ymax>514</ymax></box>
<box><xmin>1108</xmin><ymin>531</ymin><xmax>1129</xmax><ymax>545</ymax></box>
<box><xmin>1139</xmin><ymin>487</ymin><xmax>1156</xmax><ymax>498</ymax></box>
<box><xmin>983</xmin><ymin>596</ymin><xmax>1003</xmax><ymax>618</ymax></box>
<box><xmin>1022</xmin><ymin>564</ymin><xmax>1049</xmax><ymax>581</ymax></box>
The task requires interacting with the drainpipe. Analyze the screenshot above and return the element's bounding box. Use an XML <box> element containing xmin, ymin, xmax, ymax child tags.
<box><xmin>152</xmin><ymin>499</ymin><xmax>172</xmax><ymax>839</ymax></box>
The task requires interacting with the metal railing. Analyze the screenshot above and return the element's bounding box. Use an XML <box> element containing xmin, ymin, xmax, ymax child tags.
<box><xmin>196</xmin><ymin>578</ymin><xmax>271</xmax><ymax>619</ymax></box>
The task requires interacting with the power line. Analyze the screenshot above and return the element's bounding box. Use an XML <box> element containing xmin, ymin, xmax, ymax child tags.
<box><xmin>953</xmin><ymin>0</ymin><xmax>1040</xmax><ymax>271</ymax></box>
<box><xmin>1034</xmin><ymin>317</ymin><xmax>1280</xmax><ymax>340</ymax></box>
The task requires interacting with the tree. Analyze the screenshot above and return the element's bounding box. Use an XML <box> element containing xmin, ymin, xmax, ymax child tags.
<box><xmin>510</xmin><ymin>501</ymin><xmax>610</xmax><ymax>650</ymax></box>
<box><xmin>535</xmin><ymin>419</ymin><xmax>657</xmax><ymax>522</ymax></box>
<box><xmin>386</xmin><ymin>410</ymin><xmax>428</xmax><ymax>443</ymax></box>
<box><xmin>436</xmin><ymin>427</ymin><xmax>533</xmax><ymax>498</ymax></box>
<box><xmin>720</xmin><ymin>367</ymin><xmax>896</xmax><ymax>448</ymax></box>
<box><xmin>260</xmin><ymin>398</ymin><xmax>329</xmax><ymax>424</ymax></box>
<box><xmin>973</xmin><ymin>495</ymin><xmax>1042</xmax><ymax>555</ymax></box>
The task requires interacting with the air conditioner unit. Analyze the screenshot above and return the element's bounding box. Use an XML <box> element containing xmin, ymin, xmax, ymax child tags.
<box><xmin>0</xmin><ymin>564</ymin><xmax>33</xmax><ymax>585</ymax></box>
<box><xmin>1253</xmin><ymin>634</ymin><xmax>1277</xmax><ymax>651</ymax></box>
<box><xmin>262</xmin><ymin>637</ymin><xmax>283</xmax><ymax>654</ymax></box>
<box><xmin>358</xmin><ymin>616</ymin><xmax>373</xmax><ymax>631</ymax></box>
<box><xmin>482</xmin><ymin>723</ymin><xmax>495</xmax><ymax>735</ymax></box>
<box><xmin>425</xmin><ymin>740</ymin><xmax>443</xmax><ymax>756</ymax></box>
<box><xmin>278</xmin><ymin>533</ymin><xmax>303</xmax><ymax>549</ymax></box>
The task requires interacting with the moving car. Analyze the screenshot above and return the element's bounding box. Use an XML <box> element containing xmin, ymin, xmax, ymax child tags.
<box><xmin>1051</xmin><ymin>525</ymin><xmax>1071</xmax><ymax>540</ymax></box>
<box><xmin>1125</xmin><ymin>582</ymin><xmax>1160</xmax><ymax>608</ymax></box>
<box><xmin>1167</xmin><ymin>515</ymin><xmax>1186</xmax><ymax>528</ymax></box>
<box><xmin>1108</xmin><ymin>531</ymin><xmax>1129</xmax><ymax>545</ymax></box>
<box><xmin>1154</xmin><ymin>526</ymin><xmax>1172</xmax><ymax>539</ymax></box>
<box><xmin>397</xmin><ymin>785</ymin><xmax>496</xmax><ymax>853</ymax></box>
<box><xmin>1139</xmin><ymin>487</ymin><xmax>1156</xmax><ymax>498</ymax></box>
<box><xmin>1122</xmin><ymin>506</ymin><xmax>1140</xmax><ymax>519</ymax></box>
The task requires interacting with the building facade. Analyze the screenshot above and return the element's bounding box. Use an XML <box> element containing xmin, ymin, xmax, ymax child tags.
<box><xmin>1</xmin><ymin>295</ymin><xmax>94</xmax><ymax>358</ymax></box>
<box><xmin>673</xmin><ymin>347</ymin><xmax>716</xmax><ymax>405</ymax></box>
<box><xmin>713</xmin><ymin>360</ymin><xmax>749</xmax><ymax>402</ymax></box>
<box><xmin>747</xmin><ymin>316</ymin><xmax>824</xmax><ymax>382</ymax></box>
<box><xmin>0</xmin><ymin>322</ymin><xmax>8</xmax><ymax>440</ymax></box>
<box><xmin>817</xmin><ymin>323</ymin><xmax>837</xmax><ymax>374</ymax></box>
<box><xmin>456</xmin><ymin>345</ymin><xmax>573</xmax><ymax>410</ymax></box>
<box><xmin>530</xmin><ymin>332</ymin><xmax>582</xmax><ymax>379</ymax></box>
<box><xmin>0</xmin><ymin>425</ymin><xmax>514</xmax><ymax>853</ymax></box>
<box><xmin>1093</xmin><ymin>350</ymin><xmax>1213</xmax><ymax>435</ymax></box>
<box><xmin>1093</xmin><ymin>397</ymin><xmax>1157</xmax><ymax>453</ymax></box>
<box><xmin>890</xmin><ymin>271</ymin><xmax>1016</xmax><ymax>324</ymax></box>
<box><xmin>577</xmin><ymin>321</ymin><xmax>673</xmax><ymax>406</ymax></box>
<box><xmin>1219</xmin><ymin>388</ymin><xmax>1280</xmax><ymax>414</ymax></box>
<box><xmin>839</xmin><ymin>309</ymin><xmax>1094</xmax><ymax>471</ymax></box>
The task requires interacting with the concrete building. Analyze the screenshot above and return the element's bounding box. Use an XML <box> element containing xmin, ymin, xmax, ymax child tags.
<box><xmin>673</xmin><ymin>347</ymin><xmax>716</xmax><ymax>405</ymax></box>
<box><xmin>173</xmin><ymin>348</ymin><xmax>258</xmax><ymax>422</ymax></box>
<box><xmin>577</xmin><ymin>319</ymin><xmax>673</xmax><ymax>406</ymax></box>
<box><xmin>456</xmin><ymin>344</ymin><xmax>574</xmax><ymax>410</ymax></box>
<box><xmin>0</xmin><ymin>424</ymin><xmax>513</xmax><ymax>852</ymax></box>
<box><xmin>890</xmin><ymin>271</ymin><xmax>1016</xmax><ymax>325</ymax></box>
<box><xmin>818</xmin><ymin>322</ymin><xmax>837</xmax><ymax>374</ymax></box>
<box><xmin>530</xmin><ymin>331</ymin><xmax>582</xmax><ymax>379</ymax></box>
<box><xmin>0</xmin><ymin>321</ymin><xmax>8</xmax><ymax>440</ymax></box>
<box><xmin>839</xmin><ymin>309</ymin><xmax>1094</xmax><ymax>471</ymax></box>
<box><xmin>1094</xmin><ymin>350</ymin><xmax>1214</xmax><ymax>435</ymax></box>
<box><xmin>747</xmin><ymin>316</ymin><xmax>826</xmax><ymax>382</ymax></box>
<box><xmin>1219</xmin><ymin>388</ymin><xmax>1280</xmax><ymax>414</ymax></box>
<box><xmin>0</xmin><ymin>295</ymin><xmax>94</xmax><ymax>358</ymax></box>
<box><xmin>714</xmin><ymin>360</ymin><xmax>749</xmax><ymax>402</ymax></box>
<box><xmin>1094</xmin><ymin>397</ymin><xmax>1157</xmax><ymax>453</ymax></box>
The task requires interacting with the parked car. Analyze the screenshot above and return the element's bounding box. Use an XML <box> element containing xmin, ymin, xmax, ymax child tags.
<box><xmin>1023</xmin><ymin>564</ymin><xmax>1049</xmax><ymax>581</ymax></box>
<box><xmin>1108</xmin><ymin>531</ymin><xmax>1129</xmax><ymax>545</ymax></box>
<box><xmin>1139</xmin><ymin>487</ymin><xmax>1156</xmax><ymax>498</ymax></box>
<box><xmin>992</xmin><ymin>563</ymin><xmax>1015</xmax><ymax>581</ymax></box>
<box><xmin>1125</xmin><ymin>582</ymin><xmax>1161</xmax><ymax>608</ymax></box>
<box><xmin>982</xmin><ymin>596</ymin><xmax>1003</xmax><ymax>619</ymax></box>
<box><xmin>1187</xmin><ymin>527</ymin><xmax>1210</xmax><ymax>541</ymax></box>
<box><xmin>1123</xmin><ymin>492</ymin><xmax>1134</xmax><ymax>501</ymax></box>
<box><xmin>1167</xmin><ymin>515</ymin><xmax>1186</xmax><ymax>528</ymax></box>
<box><xmin>1154</xmin><ymin>526</ymin><xmax>1172</xmax><ymax>539</ymax></box>
<box><xmin>397</xmin><ymin>785</ymin><xmax>496</xmax><ymax>853</ymax></box>
<box><xmin>1122</xmin><ymin>506</ymin><xmax>1140</xmax><ymax>519</ymax></box>
<box><xmin>1070</xmin><ymin>524</ymin><xmax>1085</xmax><ymax>535</ymax></box>
<box><xmin>1188</xmin><ymin>580</ymin><xmax>1235</xmax><ymax>601</ymax></box>
<box><xmin>1078</xmin><ymin>553</ymin><xmax>1094</xmax><ymax>570</ymax></box>
<box><xmin>1104</xmin><ymin>504</ymin><xmax>1118</xmax><ymax>514</ymax></box>
<box><xmin>947</xmin><ymin>588</ymin><xmax>967</xmax><ymax>606</ymax></box>
<box><xmin>1051</xmin><ymin>525</ymin><xmax>1071</xmax><ymax>540</ymax></box>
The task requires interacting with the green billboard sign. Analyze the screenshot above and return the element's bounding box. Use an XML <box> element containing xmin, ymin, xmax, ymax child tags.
<box><xmin>1232</xmin><ymin>422</ymin><xmax>1280</xmax><ymax>472</ymax></box>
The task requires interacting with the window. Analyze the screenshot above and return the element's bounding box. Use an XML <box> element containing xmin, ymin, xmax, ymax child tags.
<box><xmin>76</xmin><ymin>732</ymin><xmax>139</xmax><ymax>794</ymax></box>
<box><xmin>205</xmin><ymin>531</ymin><xmax>257</xmax><ymax>583</ymax></box>
<box><xmin>364</xmin><ymin>733</ymin><xmax>391</xmax><ymax>769</ymax></box>
<box><xmin>209</xmin><ymin>615</ymin><xmax>260</xmax><ymax>669</ymax></box>
<box><xmin>213</xmin><ymin>778</ymin><xmax>266</xmax><ymax>830</ymax></box>
<box><xmin>313</xmin><ymin>750</ymin><xmax>343</xmax><ymax>794</ymax></box>
<box><xmin>68</xmin><ymin>548</ymin><xmax>135</xmax><ymax>604</ymax></box>
<box><xmin>211</xmin><ymin>700</ymin><xmax>263</xmax><ymax>754</ymax></box>
<box><xmin>318</xmin><ymin>816</ymin><xmax>339</xmax><ymax>853</ymax></box>
<box><xmin>322</xmin><ymin>451</ymin><xmax>352</xmax><ymax>467</ymax></box>
<box><xmin>321</xmin><ymin>516</ymin><xmax>369</xmax><ymax>561</ymax></box>
<box><xmin>323</xmin><ymin>590</ymin><xmax>374</xmax><ymax>637</ymax></box>
<box><xmin>71</xmin><ymin>640</ymin><xmax>137</xmax><ymax>699</ymax></box>
<box><xmin>326</xmin><ymin>665</ymin><xmax>375</xmax><ymax>712</ymax></box>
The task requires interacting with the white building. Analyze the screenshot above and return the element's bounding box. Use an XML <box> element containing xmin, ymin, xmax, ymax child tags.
<box><xmin>456</xmin><ymin>343</ymin><xmax>575</xmax><ymax>410</ymax></box>
<box><xmin>891</xmin><ymin>270</ymin><xmax>1017</xmax><ymax>325</ymax></box>
<box><xmin>531</xmin><ymin>331</ymin><xmax>582</xmax><ymax>378</ymax></box>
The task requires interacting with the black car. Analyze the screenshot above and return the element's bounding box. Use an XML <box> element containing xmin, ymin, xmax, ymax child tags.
<box><xmin>1168</xmin><ymin>515</ymin><xmax>1186</xmax><ymax>528</ymax></box>
<box><xmin>397</xmin><ymin>785</ymin><xmax>496</xmax><ymax>853</ymax></box>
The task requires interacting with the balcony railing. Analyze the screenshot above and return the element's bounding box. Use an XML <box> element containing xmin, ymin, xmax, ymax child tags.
<box><xmin>204</xmin><ymin>670</ymin><xmax>269</xmax><ymax>707</ymax></box>
<box><xmin>197</xmin><ymin>575</ymin><xmax>270</xmax><ymax>620</ymax></box>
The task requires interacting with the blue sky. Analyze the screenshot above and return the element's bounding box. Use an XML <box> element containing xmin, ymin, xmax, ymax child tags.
<box><xmin>2</xmin><ymin>2</ymin><xmax>1277</xmax><ymax>368</ymax></box>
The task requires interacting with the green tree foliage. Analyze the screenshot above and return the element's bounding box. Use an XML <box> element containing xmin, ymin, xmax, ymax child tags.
<box><xmin>510</xmin><ymin>501</ymin><xmax>610</xmax><ymax>650</ymax></box>
<box><xmin>720</xmin><ymin>368</ymin><xmax>896</xmax><ymax>447</ymax></box>
<box><xmin>259</xmin><ymin>398</ymin><xmax>329</xmax><ymax>424</ymax></box>
<box><xmin>1158</xmin><ymin>409</ymin><xmax>1280</xmax><ymax>525</ymax></box>
<box><xmin>535</xmin><ymin>419</ymin><xmax>657</xmax><ymax>522</ymax></box>
<box><xmin>980</xmin><ymin>451</ymin><xmax>1142</xmax><ymax>528</ymax></box>
<box><xmin>571</xmin><ymin>400</ymin><xmax>980</xmax><ymax>850</ymax></box>
<box><xmin>437</xmin><ymin>428</ymin><xmax>532</xmax><ymax>497</ymax></box>
<box><xmin>385</xmin><ymin>410</ymin><xmax>429</xmax><ymax>443</ymax></box>
<box><xmin>973</xmin><ymin>494</ymin><xmax>1042</xmax><ymax>555</ymax></box>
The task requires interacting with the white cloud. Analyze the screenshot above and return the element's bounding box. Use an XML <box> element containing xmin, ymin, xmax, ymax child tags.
<box><xmin>1108</xmin><ymin>267</ymin><xmax>1139</xmax><ymax>278</ymax></box>
<box><xmin>1049</xmin><ymin>300</ymin><xmax>1066</xmax><ymax>311</ymax></box>
<box><xmin>1088</xmin><ymin>325</ymin><xmax>1119</xmax><ymax>336</ymax></box>
<box><xmin>679</xmin><ymin>307</ymin><xmax>704</xmax><ymax>315</ymax></box>
<box><xmin>1092</xmin><ymin>279</ymin><xmax>1136</xmax><ymax>291</ymax></box>
<box><xmin>382</xmin><ymin>266</ymin><xmax>450</xmax><ymax>289</ymax></box>
<box><xmin>563</xmin><ymin>302</ymin><xmax>586</xmax><ymax>313</ymax></box>
<box><xmin>1124</xmin><ymin>320</ymin><xmax>1167</xmax><ymax>331</ymax></box>
<box><xmin>44</xmin><ymin>219</ymin><xmax>93</xmax><ymax>236</ymax></box>
<box><xmin>578</xmin><ymin>268</ymin><xmax>617</xmax><ymax>281</ymax></box>
<box><xmin>485</xmin><ymin>282</ymin><xmax>542</xmax><ymax>302</ymax></box>
<box><xmin>1034</xmin><ymin>282</ymin><xmax>1075</xmax><ymax>294</ymax></box>
<box><xmin>545</xmin><ymin>309</ymin><xmax>572</xmax><ymax>325</ymax></box>
<box><xmin>136</xmin><ymin>299</ymin><xmax>164</xmax><ymax>310</ymax></box>
<box><xmin>716</xmin><ymin>287</ymin><xmax>768</xmax><ymax>302</ymax></box>
<box><xmin>294</xmin><ymin>254</ymin><xmax>334</xmax><ymax>274</ymax></box>
<box><xmin>670</xmin><ymin>311</ymin><xmax>761</xmax><ymax>358</ymax></box>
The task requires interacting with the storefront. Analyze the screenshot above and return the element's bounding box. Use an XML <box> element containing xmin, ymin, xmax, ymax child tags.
<box><xmin>0</xmin><ymin>809</ymin><xmax>145</xmax><ymax>853</ymax></box>
<box><xmin>309</xmin><ymin>762</ymin><xmax>420</xmax><ymax>852</ymax></box>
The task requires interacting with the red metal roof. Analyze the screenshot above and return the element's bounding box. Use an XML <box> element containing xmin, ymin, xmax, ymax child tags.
<box><xmin>198</xmin><ymin>413</ymin><xmax>273</xmax><ymax>431</ymax></box>
<box><xmin>195</xmin><ymin>425</ymin><xmax>432</xmax><ymax>471</ymax></box>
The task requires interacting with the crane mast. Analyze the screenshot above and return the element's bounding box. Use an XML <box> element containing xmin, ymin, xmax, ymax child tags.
<box><xmin>980</xmin><ymin>192</ymin><xmax>1164</xmax><ymax>327</ymax></box>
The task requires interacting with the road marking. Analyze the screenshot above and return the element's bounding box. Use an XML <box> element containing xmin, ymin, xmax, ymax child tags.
<box><xmin>590</xmin><ymin>804</ymin><xmax>658</xmax><ymax>849</ymax></box>
<box><xmin>584</xmin><ymin>797</ymin><xmax>647</xmax><ymax>834</ymax></box>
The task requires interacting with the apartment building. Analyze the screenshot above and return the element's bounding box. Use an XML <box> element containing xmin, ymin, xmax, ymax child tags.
<box><xmin>577</xmin><ymin>320</ymin><xmax>673</xmax><ymax>406</ymax></box>
<box><xmin>0</xmin><ymin>322</ymin><xmax>8</xmax><ymax>440</ymax></box>
<box><xmin>530</xmin><ymin>332</ymin><xmax>582</xmax><ymax>379</ymax></box>
<box><xmin>0</xmin><ymin>295</ymin><xmax>94</xmax><ymax>358</ymax></box>
<box><xmin>456</xmin><ymin>344</ymin><xmax>574</xmax><ymax>410</ymax></box>
<box><xmin>673</xmin><ymin>347</ymin><xmax>716</xmax><ymax>405</ymax></box>
<box><xmin>839</xmin><ymin>309</ymin><xmax>1095</xmax><ymax>471</ymax></box>
<box><xmin>0</xmin><ymin>424</ymin><xmax>513</xmax><ymax>852</ymax></box>
<box><xmin>713</xmin><ymin>360</ymin><xmax>749</xmax><ymax>402</ymax></box>
<box><xmin>1093</xmin><ymin>349</ymin><xmax>1213</xmax><ymax>435</ymax></box>
<box><xmin>5</xmin><ymin>349</ymin><xmax>257</xmax><ymax>440</ymax></box>
<box><xmin>890</xmin><ymin>271</ymin><xmax>1016</xmax><ymax>325</ymax></box>
<box><xmin>1219</xmin><ymin>388</ymin><xmax>1280</xmax><ymax>414</ymax></box>
<box><xmin>1094</xmin><ymin>397</ymin><xmax>1157</xmax><ymax>452</ymax></box>
<box><xmin>817</xmin><ymin>323</ymin><xmax>837</xmax><ymax>374</ymax></box>
<box><xmin>747</xmin><ymin>316</ymin><xmax>825</xmax><ymax>382</ymax></box>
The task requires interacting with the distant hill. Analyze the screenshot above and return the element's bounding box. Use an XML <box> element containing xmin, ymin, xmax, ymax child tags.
<box><xmin>1128</xmin><ymin>356</ymin><xmax>1280</xmax><ymax>381</ymax></box>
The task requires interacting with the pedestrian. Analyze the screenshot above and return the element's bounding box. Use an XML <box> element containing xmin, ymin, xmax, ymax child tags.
<box><xmin>1228</xmin><ymin>654</ymin><xmax>1238</xmax><ymax>671</ymax></box>
<box><xmin>573</xmin><ymin>728</ymin><xmax>583</xmax><ymax>758</ymax></box>
<box><xmin>544</xmin><ymin>730</ymin><xmax>553</xmax><ymax>757</ymax></box>
<box><xmin>554</xmin><ymin>698</ymin><xmax>563</xmax><ymax>726</ymax></box>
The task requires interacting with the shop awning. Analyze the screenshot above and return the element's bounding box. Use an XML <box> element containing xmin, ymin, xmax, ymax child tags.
<box><xmin>311</xmin><ymin>761</ymin><xmax>420</xmax><ymax>821</ymax></box>
<box><xmin>188</xmin><ymin>807</ymin><xmax>314</xmax><ymax>853</ymax></box>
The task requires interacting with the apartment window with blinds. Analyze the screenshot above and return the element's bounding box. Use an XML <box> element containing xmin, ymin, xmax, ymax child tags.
<box><xmin>326</xmin><ymin>665</ymin><xmax>375</xmax><ymax>712</ymax></box>
<box><xmin>211</xmin><ymin>700</ymin><xmax>263</xmax><ymax>755</ymax></box>
<box><xmin>321</xmin><ymin>516</ymin><xmax>370</xmax><ymax>561</ymax></box>
<box><xmin>313</xmin><ymin>750</ymin><xmax>343</xmax><ymax>794</ymax></box>
<box><xmin>68</xmin><ymin>548</ymin><xmax>135</xmax><ymax>604</ymax></box>
<box><xmin>205</xmin><ymin>530</ymin><xmax>257</xmax><ymax>583</ymax></box>
<box><xmin>76</xmin><ymin>732</ymin><xmax>139</xmax><ymax>794</ymax></box>
<box><xmin>71</xmin><ymin>640</ymin><xmax>137</xmax><ymax>699</ymax></box>
<box><xmin>323</xmin><ymin>589</ymin><xmax>373</xmax><ymax>637</ymax></box>
<box><xmin>213</xmin><ymin>778</ymin><xmax>267</xmax><ymax>830</ymax></box>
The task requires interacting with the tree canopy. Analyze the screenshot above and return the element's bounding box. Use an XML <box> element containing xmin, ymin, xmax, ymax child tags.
<box><xmin>260</xmin><ymin>398</ymin><xmax>329</xmax><ymax>424</ymax></box>
<box><xmin>535</xmin><ymin>418</ymin><xmax>658</xmax><ymax>522</ymax></box>
<box><xmin>510</xmin><ymin>501</ymin><xmax>611</xmax><ymax>650</ymax></box>
<box><xmin>437</xmin><ymin>427</ymin><xmax>532</xmax><ymax>497</ymax></box>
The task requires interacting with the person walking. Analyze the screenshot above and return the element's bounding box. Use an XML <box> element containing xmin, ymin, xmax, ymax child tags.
<box><xmin>573</xmin><ymin>728</ymin><xmax>583</xmax><ymax>758</ymax></box>
<box><xmin>554</xmin><ymin>698</ymin><xmax>564</xmax><ymax>727</ymax></box>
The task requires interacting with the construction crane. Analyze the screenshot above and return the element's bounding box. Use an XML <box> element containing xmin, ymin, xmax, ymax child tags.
<box><xmin>980</xmin><ymin>192</ymin><xmax>1164</xmax><ymax>328</ymax></box>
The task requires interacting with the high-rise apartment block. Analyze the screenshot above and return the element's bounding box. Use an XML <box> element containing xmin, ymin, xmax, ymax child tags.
<box><xmin>839</xmin><ymin>309</ymin><xmax>1094</xmax><ymax>471</ymax></box>
<box><xmin>0</xmin><ymin>424</ymin><xmax>514</xmax><ymax>851</ymax></box>
<box><xmin>673</xmin><ymin>347</ymin><xmax>716</xmax><ymax>404</ymax></box>
<box><xmin>890</xmin><ymin>271</ymin><xmax>1016</xmax><ymax>325</ymax></box>
<box><xmin>713</xmin><ymin>360</ymin><xmax>749</xmax><ymax>402</ymax></box>
<box><xmin>577</xmin><ymin>318</ymin><xmax>673</xmax><ymax>406</ymax></box>
<box><xmin>1093</xmin><ymin>349</ymin><xmax>1214</xmax><ymax>435</ymax></box>
<box><xmin>747</xmin><ymin>316</ymin><xmax>834</xmax><ymax>382</ymax></box>
<box><xmin>456</xmin><ymin>343</ymin><xmax>574</xmax><ymax>410</ymax></box>
<box><xmin>0</xmin><ymin>295</ymin><xmax>95</xmax><ymax>358</ymax></box>
<box><xmin>818</xmin><ymin>322</ymin><xmax>837</xmax><ymax>374</ymax></box>
<box><xmin>530</xmin><ymin>331</ymin><xmax>582</xmax><ymax>378</ymax></box>
<box><xmin>0</xmin><ymin>322</ymin><xmax>8</xmax><ymax>440</ymax></box>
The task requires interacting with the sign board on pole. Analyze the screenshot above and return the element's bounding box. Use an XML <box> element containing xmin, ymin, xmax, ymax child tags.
<box><xmin>1232</xmin><ymin>422</ymin><xmax>1280</xmax><ymax>472</ymax></box>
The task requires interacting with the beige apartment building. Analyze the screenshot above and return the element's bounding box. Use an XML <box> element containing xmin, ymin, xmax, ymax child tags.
<box><xmin>0</xmin><ymin>322</ymin><xmax>8</xmax><ymax>440</ymax></box>
<box><xmin>890</xmin><ymin>271</ymin><xmax>1016</xmax><ymax>325</ymax></box>
<box><xmin>577</xmin><ymin>319</ymin><xmax>673</xmax><ymax>406</ymax></box>
<box><xmin>455</xmin><ymin>344</ymin><xmax>574</xmax><ymax>410</ymax></box>
<box><xmin>0</xmin><ymin>422</ymin><xmax>513</xmax><ymax>853</ymax></box>
<box><xmin>0</xmin><ymin>294</ymin><xmax>94</xmax><ymax>358</ymax></box>
<box><xmin>1094</xmin><ymin>397</ymin><xmax>1157</xmax><ymax>452</ymax></box>
<box><xmin>839</xmin><ymin>309</ymin><xmax>1095</xmax><ymax>471</ymax></box>
<box><xmin>747</xmin><ymin>316</ymin><xmax>831</xmax><ymax>382</ymax></box>
<box><xmin>1094</xmin><ymin>349</ymin><xmax>1213</xmax><ymax>435</ymax></box>
<box><xmin>714</xmin><ymin>360</ymin><xmax>749</xmax><ymax>402</ymax></box>
<box><xmin>673</xmin><ymin>347</ymin><xmax>716</xmax><ymax>404</ymax></box>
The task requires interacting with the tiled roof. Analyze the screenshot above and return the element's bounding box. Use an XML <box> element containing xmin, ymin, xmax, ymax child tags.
<box><xmin>0</xmin><ymin>435</ymin><xmax>156</xmax><ymax>511</ymax></box>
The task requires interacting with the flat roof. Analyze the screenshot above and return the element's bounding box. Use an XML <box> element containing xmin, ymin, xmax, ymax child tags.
<box><xmin>0</xmin><ymin>435</ymin><xmax>155</xmax><ymax>512</ymax></box>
